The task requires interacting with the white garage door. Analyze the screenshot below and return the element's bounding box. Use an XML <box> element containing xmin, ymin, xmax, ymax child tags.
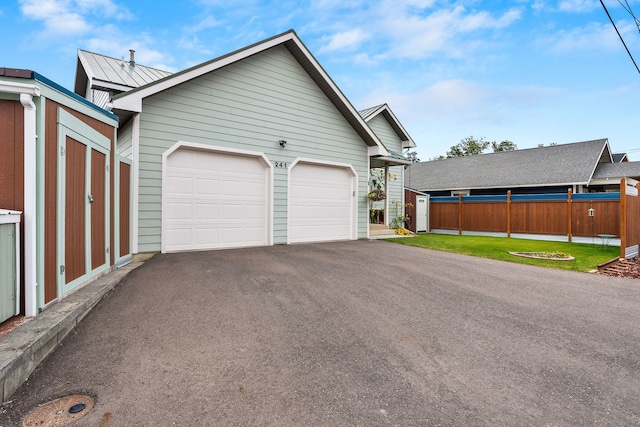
<box><xmin>288</xmin><ymin>162</ymin><xmax>355</xmax><ymax>243</ymax></box>
<box><xmin>163</xmin><ymin>148</ymin><xmax>270</xmax><ymax>252</ymax></box>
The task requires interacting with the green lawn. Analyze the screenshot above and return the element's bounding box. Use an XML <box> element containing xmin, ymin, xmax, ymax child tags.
<box><xmin>385</xmin><ymin>233</ymin><xmax>620</xmax><ymax>272</ymax></box>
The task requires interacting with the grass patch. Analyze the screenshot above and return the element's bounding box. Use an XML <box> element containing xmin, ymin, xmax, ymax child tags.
<box><xmin>385</xmin><ymin>233</ymin><xmax>619</xmax><ymax>272</ymax></box>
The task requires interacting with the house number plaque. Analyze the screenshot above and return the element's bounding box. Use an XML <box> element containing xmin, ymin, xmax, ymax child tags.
<box><xmin>274</xmin><ymin>161</ymin><xmax>288</xmax><ymax>168</ymax></box>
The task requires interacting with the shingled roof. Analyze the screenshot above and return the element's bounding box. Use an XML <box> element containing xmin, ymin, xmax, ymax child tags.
<box><xmin>592</xmin><ymin>161</ymin><xmax>640</xmax><ymax>180</ymax></box>
<box><xmin>405</xmin><ymin>139</ymin><xmax>612</xmax><ymax>192</ymax></box>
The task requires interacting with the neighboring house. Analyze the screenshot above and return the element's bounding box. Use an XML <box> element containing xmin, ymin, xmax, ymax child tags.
<box><xmin>406</xmin><ymin>139</ymin><xmax>640</xmax><ymax>196</ymax></box>
<box><xmin>359</xmin><ymin>104</ymin><xmax>415</xmax><ymax>227</ymax></box>
<box><xmin>74</xmin><ymin>30</ymin><xmax>410</xmax><ymax>255</ymax></box>
<box><xmin>0</xmin><ymin>68</ymin><xmax>124</xmax><ymax>322</ymax></box>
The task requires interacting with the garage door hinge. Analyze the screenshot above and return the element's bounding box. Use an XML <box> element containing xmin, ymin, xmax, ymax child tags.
<box><xmin>59</xmin><ymin>265</ymin><xmax>65</xmax><ymax>274</ymax></box>
<box><xmin>60</xmin><ymin>147</ymin><xmax>66</xmax><ymax>157</ymax></box>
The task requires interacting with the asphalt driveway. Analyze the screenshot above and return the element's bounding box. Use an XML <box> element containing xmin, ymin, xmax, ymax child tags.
<box><xmin>2</xmin><ymin>240</ymin><xmax>640</xmax><ymax>426</ymax></box>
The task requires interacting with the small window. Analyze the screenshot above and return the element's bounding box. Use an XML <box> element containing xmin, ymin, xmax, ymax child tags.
<box><xmin>451</xmin><ymin>190</ymin><xmax>470</xmax><ymax>196</ymax></box>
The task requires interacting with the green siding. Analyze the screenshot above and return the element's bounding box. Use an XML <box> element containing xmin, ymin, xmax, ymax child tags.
<box><xmin>368</xmin><ymin>115</ymin><xmax>404</xmax><ymax>153</ymax></box>
<box><xmin>136</xmin><ymin>45</ymin><xmax>369</xmax><ymax>252</ymax></box>
<box><xmin>117</xmin><ymin>120</ymin><xmax>133</xmax><ymax>158</ymax></box>
<box><xmin>0</xmin><ymin>223</ymin><xmax>17</xmax><ymax>322</ymax></box>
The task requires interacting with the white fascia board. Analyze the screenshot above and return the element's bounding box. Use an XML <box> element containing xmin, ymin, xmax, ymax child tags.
<box><xmin>369</xmin><ymin>145</ymin><xmax>389</xmax><ymax>157</ymax></box>
<box><xmin>587</xmin><ymin>139</ymin><xmax>613</xmax><ymax>182</ymax></box>
<box><xmin>112</xmin><ymin>32</ymin><xmax>297</xmax><ymax>113</ymax></box>
<box><xmin>589</xmin><ymin>178</ymin><xmax>625</xmax><ymax>186</ymax></box>
<box><xmin>0</xmin><ymin>80</ymin><xmax>41</xmax><ymax>97</ymax></box>
<box><xmin>362</xmin><ymin>103</ymin><xmax>416</xmax><ymax>149</ymax></box>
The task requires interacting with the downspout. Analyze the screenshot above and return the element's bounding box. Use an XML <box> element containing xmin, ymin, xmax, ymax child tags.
<box><xmin>20</xmin><ymin>90</ymin><xmax>40</xmax><ymax>317</ymax></box>
<box><xmin>1</xmin><ymin>80</ymin><xmax>41</xmax><ymax>316</ymax></box>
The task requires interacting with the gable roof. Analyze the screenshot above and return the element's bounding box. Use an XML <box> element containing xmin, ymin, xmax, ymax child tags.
<box><xmin>359</xmin><ymin>103</ymin><xmax>416</xmax><ymax>149</ymax></box>
<box><xmin>109</xmin><ymin>30</ymin><xmax>386</xmax><ymax>153</ymax></box>
<box><xmin>405</xmin><ymin>139</ymin><xmax>612</xmax><ymax>191</ymax></box>
<box><xmin>593</xmin><ymin>161</ymin><xmax>640</xmax><ymax>180</ymax></box>
<box><xmin>612</xmin><ymin>153</ymin><xmax>628</xmax><ymax>163</ymax></box>
<box><xmin>74</xmin><ymin>49</ymin><xmax>172</xmax><ymax>95</ymax></box>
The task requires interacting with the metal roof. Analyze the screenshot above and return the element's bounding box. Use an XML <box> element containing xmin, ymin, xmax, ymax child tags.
<box><xmin>74</xmin><ymin>49</ymin><xmax>172</xmax><ymax>95</ymax></box>
<box><xmin>405</xmin><ymin>139</ymin><xmax>612</xmax><ymax>191</ymax></box>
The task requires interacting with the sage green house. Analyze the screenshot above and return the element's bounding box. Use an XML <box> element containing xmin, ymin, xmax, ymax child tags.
<box><xmin>75</xmin><ymin>30</ymin><xmax>416</xmax><ymax>255</ymax></box>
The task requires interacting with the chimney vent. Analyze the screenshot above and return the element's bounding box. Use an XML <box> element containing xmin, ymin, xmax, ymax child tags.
<box><xmin>129</xmin><ymin>49</ymin><xmax>135</xmax><ymax>66</ymax></box>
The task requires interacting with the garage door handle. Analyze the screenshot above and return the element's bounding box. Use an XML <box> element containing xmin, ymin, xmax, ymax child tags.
<box><xmin>88</xmin><ymin>194</ymin><xmax>94</xmax><ymax>204</ymax></box>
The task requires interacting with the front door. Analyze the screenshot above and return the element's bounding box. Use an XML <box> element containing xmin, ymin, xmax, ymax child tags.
<box><xmin>416</xmin><ymin>196</ymin><xmax>429</xmax><ymax>232</ymax></box>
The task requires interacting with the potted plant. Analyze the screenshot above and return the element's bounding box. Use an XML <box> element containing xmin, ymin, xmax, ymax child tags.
<box><xmin>368</xmin><ymin>169</ymin><xmax>386</xmax><ymax>201</ymax></box>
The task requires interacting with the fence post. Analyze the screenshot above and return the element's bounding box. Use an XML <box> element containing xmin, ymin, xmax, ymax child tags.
<box><xmin>507</xmin><ymin>190</ymin><xmax>511</xmax><ymax>238</ymax></box>
<box><xmin>458</xmin><ymin>193</ymin><xmax>463</xmax><ymax>235</ymax></box>
<box><xmin>620</xmin><ymin>178</ymin><xmax>627</xmax><ymax>259</ymax></box>
<box><xmin>567</xmin><ymin>188</ymin><xmax>572</xmax><ymax>243</ymax></box>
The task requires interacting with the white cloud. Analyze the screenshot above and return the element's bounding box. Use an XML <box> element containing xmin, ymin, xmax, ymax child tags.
<box><xmin>543</xmin><ymin>21</ymin><xmax>630</xmax><ymax>53</ymax></box>
<box><xmin>319</xmin><ymin>29</ymin><xmax>369</xmax><ymax>53</ymax></box>
<box><xmin>558</xmin><ymin>0</ymin><xmax>599</xmax><ymax>13</ymax></box>
<box><xmin>378</xmin><ymin>5</ymin><xmax>523</xmax><ymax>59</ymax></box>
<box><xmin>19</xmin><ymin>0</ymin><xmax>132</xmax><ymax>36</ymax></box>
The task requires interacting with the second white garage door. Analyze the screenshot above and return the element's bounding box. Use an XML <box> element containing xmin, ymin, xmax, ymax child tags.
<box><xmin>288</xmin><ymin>161</ymin><xmax>356</xmax><ymax>243</ymax></box>
<box><xmin>163</xmin><ymin>146</ymin><xmax>271</xmax><ymax>252</ymax></box>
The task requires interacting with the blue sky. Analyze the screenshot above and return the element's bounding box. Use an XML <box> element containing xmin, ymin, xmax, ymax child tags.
<box><xmin>1</xmin><ymin>0</ymin><xmax>639</xmax><ymax>161</ymax></box>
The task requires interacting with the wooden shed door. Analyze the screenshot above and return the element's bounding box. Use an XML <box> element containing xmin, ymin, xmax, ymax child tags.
<box><xmin>64</xmin><ymin>137</ymin><xmax>87</xmax><ymax>284</ymax></box>
<box><xmin>57</xmin><ymin>109</ymin><xmax>110</xmax><ymax>298</ymax></box>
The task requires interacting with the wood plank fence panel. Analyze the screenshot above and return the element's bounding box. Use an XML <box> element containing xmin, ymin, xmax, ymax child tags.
<box><xmin>510</xmin><ymin>201</ymin><xmax>567</xmax><ymax>235</ymax></box>
<box><xmin>571</xmin><ymin>200</ymin><xmax>619</xmax><ymax>237</ymax></box>
<box><xmin>429</xmin><ymin>191</ymin><xmax>624</xmax><ymax>244</ymax></box>
<box><xmin>461</xmin><ymin>202</ymin><xmax>507</xmax><ymax>232</ymax></box>
<box><xmin>430</xmin><ymin>202</ymin><xmax>459</xmax><ymax>230</ymax></box>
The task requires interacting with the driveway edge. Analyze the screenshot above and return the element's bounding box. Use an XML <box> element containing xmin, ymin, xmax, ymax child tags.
<box><xmin>0</xmin><ymin>262</ymin><xmax>142</xmax><ymax>403</ymax></box>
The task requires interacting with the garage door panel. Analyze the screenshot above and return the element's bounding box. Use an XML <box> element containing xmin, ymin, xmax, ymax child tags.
<box><xmin>167</xmin><ymin>203</ymin><xmax>193</xmax><ymax>220</ymax></box>
<box><xmin>289</xmin><ymin>162</ymin><xmax>355</xmax><ymax>244</ymax></box>
<box><xmin>195</xmin><ymin>203</ymin><xmax>219</xmax><ymax>219</ymax></box>
<box><xmin>164</xmin><ymin>148</ymin><xmax>269</xmax><ymax>252</ymax></box>
<box><xmin>195</xmin><ymin>178</ymin><xmax>220</xmax><ymax>195</ymax></box>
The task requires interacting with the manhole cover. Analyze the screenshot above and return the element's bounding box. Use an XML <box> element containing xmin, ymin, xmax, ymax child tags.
<box><xmin>23</xmin><ymin>394</ymin><xmax>95</xmax><ymax>427</ymax></box>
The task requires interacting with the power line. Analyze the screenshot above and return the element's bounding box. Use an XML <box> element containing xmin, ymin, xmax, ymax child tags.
<box><xmin>600</xmin><ymin>0</ymin><xmax>640</xmax><ymax>75</ymax></box>
<box><xmin>616</xmin><ymin>0</ymin><xmax>640</xmax><ymax>34</ymax></box>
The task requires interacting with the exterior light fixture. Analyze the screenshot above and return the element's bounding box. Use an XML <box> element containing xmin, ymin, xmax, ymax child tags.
<box><xmin>278</xmin><ymin>139</ymin><xmax>287</xmax><ymax>148</ymax></box>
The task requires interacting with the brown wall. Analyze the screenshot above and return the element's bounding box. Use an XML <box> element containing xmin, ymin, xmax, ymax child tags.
<box><xmin>0</xmin><ymin>99</ymin><xmax>25</xmax><ymax>312</ymax></box>
<box><xmin>404</xmin><ymin>189</ymin><xmax>418</xmax><ymax>232</ymax></box>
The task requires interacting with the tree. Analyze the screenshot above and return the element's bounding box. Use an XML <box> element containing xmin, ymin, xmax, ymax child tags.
<box><xmin>446</xmin><ymin>136</ymin><xmax>490</xmax><ymax>158</ymax></box>
<box><xmin>405</xmin><ymin>151</ymin><xmax>420</xmax><ymax>163</ymax></box>
<box><xmin>492</xmin><ymin>140</ymin><xmax>517</xmax><ymax>152</ymax></box>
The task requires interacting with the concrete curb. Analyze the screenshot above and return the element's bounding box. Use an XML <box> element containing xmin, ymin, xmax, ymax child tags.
<box><xmin>0</xmin><ymin>262</ymin><xmax>141</xmax><ymax>403</ymax></box>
